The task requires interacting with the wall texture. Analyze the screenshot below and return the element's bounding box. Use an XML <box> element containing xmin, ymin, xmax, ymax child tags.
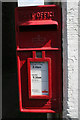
<box><xmin>78</xmin><ymin>1</ymin><xmax>80</xmax><ymax>119</ymax></box>
<box><xmin>63</xmin><ymin>0</ymin><xmax>79</xmax><ymax>119</ymax></box>
<box><xmin>67</xmin><ymin>1</ymin><xmax>78</xmax><ymax>118</ymax></box>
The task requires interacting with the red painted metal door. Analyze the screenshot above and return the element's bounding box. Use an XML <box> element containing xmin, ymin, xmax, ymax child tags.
<box><xmin>15</xmin><ymin>5</ymin><xmax>62</xmax><ymax>113</ymax></box>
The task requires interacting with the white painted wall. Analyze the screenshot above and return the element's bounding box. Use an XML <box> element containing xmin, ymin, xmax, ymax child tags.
<box><xmin>67</xmin><ymin>2</ymin><xmax>78</xmax><ymax>118</ymax></box>
<box><xmin>78</xmin><ymin>1</ymin><xmax>80</xmax><ymax>119</ymax></box>
<box><xmin>63</xmin><ymin>1</ymin><xmax>79</xmax><ymax>119</ymax></box>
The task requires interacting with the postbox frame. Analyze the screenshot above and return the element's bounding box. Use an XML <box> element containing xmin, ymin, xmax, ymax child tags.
<box><xmin>27</xmin><ymin>56</ymin><xmax>51</xmax><ymax>99</ymax></box>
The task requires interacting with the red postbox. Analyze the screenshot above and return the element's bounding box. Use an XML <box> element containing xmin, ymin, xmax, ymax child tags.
<box><xmin>15</xmin><ymin>5</ymin><xmax>62</xmax><ymax>113</ymax></box>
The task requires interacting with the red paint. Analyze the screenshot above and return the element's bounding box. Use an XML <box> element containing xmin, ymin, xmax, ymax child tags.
<box><xmin>15</xmin><ymin>5</ymin><xmax>62</xmax><ymax>113</ymax></box>
<box><xmin>19</xmin><ymin>20</ymin><xmax>58</xmax><ymax>27</ymax></box>
<box><xmin>27</xmin><ymin>51</ymin><xmax>51</xmax><ymax>99</ymax></box>
<box><xmin>32</xmin><ymin>11</ymin><xmax>54</xmax><ymax>20</ymax></box>
<box><xmin>42</xmin><ymin>91</ymin><xmax>48</xmax><ymax>93</ymax></box>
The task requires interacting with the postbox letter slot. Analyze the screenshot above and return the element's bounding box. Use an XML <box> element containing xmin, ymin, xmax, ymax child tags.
<box><xmin>18</xmin><ymin>20</ymin><xmax>58</xmax><ymax>32</ymax></box>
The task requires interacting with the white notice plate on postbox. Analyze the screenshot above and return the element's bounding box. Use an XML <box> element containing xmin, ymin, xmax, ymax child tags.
<box><xmin>18</xmin><ymin>0</ymin><xmax>44</xmax><ymax>7</ymax></box>
<box><xmin>30</xmin><ymin>62</ymin><xmax>48</xmax><ymax>96</ymax></box>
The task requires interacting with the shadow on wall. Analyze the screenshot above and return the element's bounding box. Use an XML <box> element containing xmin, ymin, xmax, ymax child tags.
<box><xmin>2</xmin><ymin>2</ymin><xmax>47</xmax><ymax>119</ymax></box>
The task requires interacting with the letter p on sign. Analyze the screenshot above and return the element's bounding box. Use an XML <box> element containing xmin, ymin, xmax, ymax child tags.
<box><xmin>18</xmin><ymin>0</ymin><xmax>44</xmax><ymax>7</ymax></box>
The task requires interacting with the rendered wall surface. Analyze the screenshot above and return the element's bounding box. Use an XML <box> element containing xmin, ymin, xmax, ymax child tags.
<box><xmin>78</xmin><ymin>1</ymin><xmax>80</xmax><ymax>119</ymax></box>
<box><xmin>62</xmin><ymin>1</ymin><xmax>79</xmax><ymax>119</ymax></box>
<box><xmin>67</xmin><ymin>1</ymin><xmax>78</xmax><ymax>118</ymax></box>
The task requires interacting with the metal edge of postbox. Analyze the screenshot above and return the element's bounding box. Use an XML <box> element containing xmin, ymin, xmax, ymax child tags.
<box><xmin>27</xmin><ymin>51</ymin><xmax>52</xmax><ymax>100</ymax></box>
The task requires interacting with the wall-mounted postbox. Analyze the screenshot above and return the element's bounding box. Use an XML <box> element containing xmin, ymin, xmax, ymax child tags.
<box><xmin>15</xmin><ymin>5</ymin><xmax>62</xmax><ymax>113</ymax></box>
